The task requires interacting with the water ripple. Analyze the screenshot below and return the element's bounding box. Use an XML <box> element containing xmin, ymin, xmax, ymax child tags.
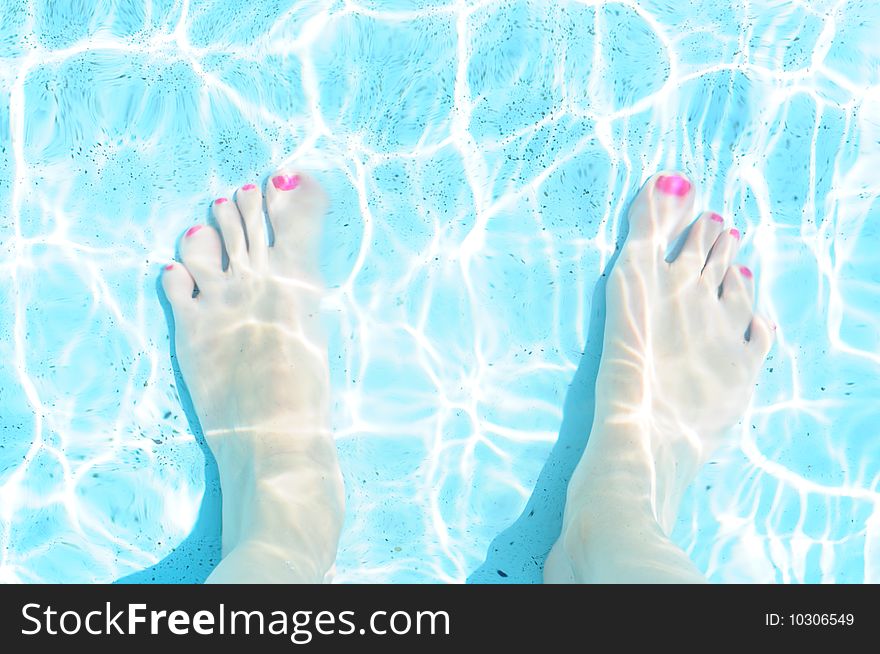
<box><xmin>0</xmin><ymin>0</ymin><xmax>878</xmax><ymax>583</ymax></box>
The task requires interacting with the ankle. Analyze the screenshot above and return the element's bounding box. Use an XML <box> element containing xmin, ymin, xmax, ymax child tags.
<box><xmin>567</xmin><ymin>418</ymin><xmax>692</xmax><ymax>532</ymax></box>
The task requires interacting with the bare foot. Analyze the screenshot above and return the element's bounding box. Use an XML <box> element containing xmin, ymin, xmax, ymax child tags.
<box><xmin>162</xmin><ymin>171</ymin><xmax>344</xmax><ymax>583</ymax></box>
<box><xmin>545</xmin><ymin>172</ymin><xmax>774</xmax><ymax>583</ymax></box>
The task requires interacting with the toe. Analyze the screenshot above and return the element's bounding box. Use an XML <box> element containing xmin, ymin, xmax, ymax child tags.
<box><xmin>265</xmin><ymin>170</ymin><xmax>328</xmax><ymax>265</ymax></box>
<box><xmin>236</xmin><ymin>183</ymin><xmax>268</xmax><ymax>268</ymax></box>
<box><xmin>212</xmin><ymin>197</ymin><xmax>248</xmax><ymax>272</ymax></box>
<box><xmin>747</xmin><ymin>314</ymin><xmax>776</xmax><ymax>360</ymax></box>
<box><xmin>701</xmin><ymin>227</ymin><xmax>741</xmax><ymax>289</ymax></box>
<box><xmin>719</xmin><ymin>264</ymin><xmax>755</xmax><ymax>334</ymax></box>
<box><xmin>625</xmin><ymin>171</ymin><xmax>695</xmax><ymax>254</ymax></box>
<box><xmin>179</xmin><ymin>224</ymin><xmax>224</xmax><ymax>292</ymax></box>
<box><xmin>674</xmin><ymin>211</ymin><xmax>725</xmax><ymax>271</ymax></box>
<box><xmin>161</xmin><ymin>262</ymin><xmax>196</xmax><ymax>312</ymax></box>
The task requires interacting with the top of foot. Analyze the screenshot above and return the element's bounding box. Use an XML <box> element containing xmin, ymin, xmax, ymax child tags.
<box><xmin>161</xmin><ymin>170</ymin><xmax>331</xmax><ymax>436</ymax></box>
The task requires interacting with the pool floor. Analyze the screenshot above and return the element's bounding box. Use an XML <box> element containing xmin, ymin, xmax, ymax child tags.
<box><xmin>1</xmin><ymin>0</ymin><xmax>879</xmax><ymax>583</ymax></box>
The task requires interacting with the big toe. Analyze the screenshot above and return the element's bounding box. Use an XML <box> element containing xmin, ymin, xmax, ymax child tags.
<box><xmin>625</xmin><ymin>171</ymin><xmax>695</xmax><ymax>255</ymax></box>
<box><xmin>265</xmin><ymin>170</ymin><xmax>328</xmax><ymax>271</ymax></box>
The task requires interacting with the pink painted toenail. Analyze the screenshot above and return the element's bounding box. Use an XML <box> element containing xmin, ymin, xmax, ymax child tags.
<box><xmin>739</xmin><ymin>265</ymin><xmax>752</xmax><ymax>279</ymax></box>
<box><xmin>185</xmin><ymin>225</ymin><xmax>203</xmax><ymax>237</ymax></box>
<box><xmin>729</xmin><ymin>228</ymin><xmax>740</xmax><ymax>239</ymax></box>
<box><xmin>272</xmin><ymin>174</ymin><xmax>300</xmax><ymax>191</ymax></box>
<box><xmin>771</xmin><ymin>321</ymin><xmax>777</xmax><ymax>330</ymax></box>
<box><xmin>164</xmin><ymin>264</ymin><xmax>174</xmax><ymax>271</ymax></box>
<box><xmin>710</xmin><ymin>212</ymin><xmax>723</xmax><ymax>223</ymax></box>
<box><xmin>242</xmin><ymin>184</ymin><xmax>256</xmax><ymax>191</ymax></box>
<box><xmin>214</xmin><ymin>197</ymin><xmax>228</xmax><ymax>205</ymax></box>
<box><xmin>655</xmin><ymin>174</ymin><xmax>691</xmax><ymax>197</ymax></box>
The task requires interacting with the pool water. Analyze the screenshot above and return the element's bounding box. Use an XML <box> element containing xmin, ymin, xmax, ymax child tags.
<box><xmin>1</xmin><ymin>0</ymin><xmax>879</xmax><ymax>583</ymax></box>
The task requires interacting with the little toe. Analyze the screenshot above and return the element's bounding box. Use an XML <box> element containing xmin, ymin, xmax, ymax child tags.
<box><xmin>236</xmin><ymin>183</ymin><xmax>268</xmax><ymax>268</ymax></box>
<box><xmin>747</xmin><ymin>315</ymin><xmax>776</xmax><ymax>360</ymax></box>
<box><xmin>720</xmin><ymin>264</ymin><xmax>755</xmax><ymax>334</ymax></box>
<box><xmin>212</xmin><ymin>197</ymin><xmax>248</xmax><ymax>272</ymax></box>
<box><xmin>674</xmin><ymin>211</ymin><xmax>725</xmax><ymax>272</ymax></box>
<box><xmin>701</xmin><ymin>227</ymin><xmax>741</xmax><ymax>289</ymax></box>
<box><xmin>180</xmin><ymin>224</ymin><xmax>224</xmax><ymax>293</ymax></box>
<box><xmin>625</xmin><ymin>171</ymin><xmax>695</xmax><ymax>255</ymax></box>
<box><xmin>161</xmin><ymin>262</ymin><xmax>196</xmax><ymax>313</ymax></box>
<box><xmin>265</xmin><ymin>170</ymin><xmax>328</xmax><ymax>270</ymax></box>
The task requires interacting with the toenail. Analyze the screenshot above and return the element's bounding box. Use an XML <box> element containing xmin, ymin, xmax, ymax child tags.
<box><xmin>185</xmin><ymin>225</ymin><xmax>203</xmax><ymax>237</ymax></box>
<box><xmin>655</xmin><ymin>174</ymin><xmax>691</xmax><ymax>197</ymax></box>
<box><xmin>272</xmin><ymin>174</ymin><xmax>301</xmax><ymax>191</ymax></box>
<box><xmin>739</xmin><ymin>265</ymin><xmax>752</xmax><ymax>279</ymax></box>
<box><xmin>729</xmin><ymin>228</ymin><xmax>740</xmax><ymax>239</ymax></box>
<box><xmin>710</xmin><ymin>212</ymin><xmax>723</xmax><ymax>223</ymax></box>
<box><xmin>771</xmin><ymin>321</ymin><xmax>777</xmax><ymax>330</ymax></box>
<box><xmin>214</xmin><ymin>197</ymin><xmax>228</xmax><ymax>205</ymax></box>
<box><xmin>242</xmin><ymin>184</ymin><xmax>256</xmax><ymax>191</ymax></box>
<box><xmin>164</xmin><ymin>264</ymin><xmax>174</xmax><ymax>271</ymax></box>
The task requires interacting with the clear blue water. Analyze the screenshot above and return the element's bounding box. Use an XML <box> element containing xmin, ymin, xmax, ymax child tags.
<box><xmin>1</xmin><ymin>0</ymin><xmax>879</xmax><ymax>583</ymax></box>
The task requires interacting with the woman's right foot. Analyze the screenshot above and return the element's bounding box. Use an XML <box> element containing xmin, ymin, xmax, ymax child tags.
<box><xmin>546</xmin><ymin>172</ymin><xmax>775</xmax><ymax>583</ymax></box>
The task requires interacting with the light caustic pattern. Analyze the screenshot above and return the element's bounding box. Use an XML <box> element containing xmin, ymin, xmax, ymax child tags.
<box><xmin>0</xmin><ymin>0</ymin><xmax>878</xmax><ymax>583</ymax></box>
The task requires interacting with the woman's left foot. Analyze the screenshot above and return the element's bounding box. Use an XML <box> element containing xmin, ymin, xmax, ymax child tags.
<box><xmin>162</xmin><ymin>170</ymin><xmax>344</xmax><ymax>583</ymax></box>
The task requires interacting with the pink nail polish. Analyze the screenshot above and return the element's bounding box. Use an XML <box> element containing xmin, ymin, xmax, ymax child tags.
<box><xmin>710</xmin><ymin>212</ymin><xmax>723</xmax><ymax>223</ymax></box>
<box><xmin>272</xmin><ymin>174</ymin><xmax>300</xmax><ymax>191</ymax></box>
<box><xmin>739</xmin><ymin>265</ymin><xmax>752</xmax><ymax>279</ymax></box>
<box><xmin>729</xmin><ymin>228</ymin><xmax>740</xmax><ymax>239</ymax></box>
<box><xmin>185</xmin><ymin>225</ymin><xmax>203</xmax><ymax>237</ymax></box>
<box><xmin>242</xmin><ymin>184</ymin><xmax>256</xmax><ymax>191</ymax></box>
<box><xmin>214</xmin><ymin>197</ymin><xmax>228</xmax><ymax>205</ymax></box>
<box><xmin>655</xmin><ymin>174</ymin><xmax>691</xmax><ymax>197</ymax></box>
<box><xmin>770</xmin><ymin>321</ymin><xmax>777</xmax><ymax>331</ymax></box>
<box><xmin>164</xmin><ymin>264</ymin><xmax>174</xmax><ymax>271</ymax></box>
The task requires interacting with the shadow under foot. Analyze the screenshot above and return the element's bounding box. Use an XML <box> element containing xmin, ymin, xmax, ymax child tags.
<box><xmin>115</xmin><ymin>277</ymin><xmax>222</xmax><ymax>584</ymax></box>
<box><xmin>467</xmin><ymin>251</ymin><xmax>620</xmax><ymax>584</ymax></box>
